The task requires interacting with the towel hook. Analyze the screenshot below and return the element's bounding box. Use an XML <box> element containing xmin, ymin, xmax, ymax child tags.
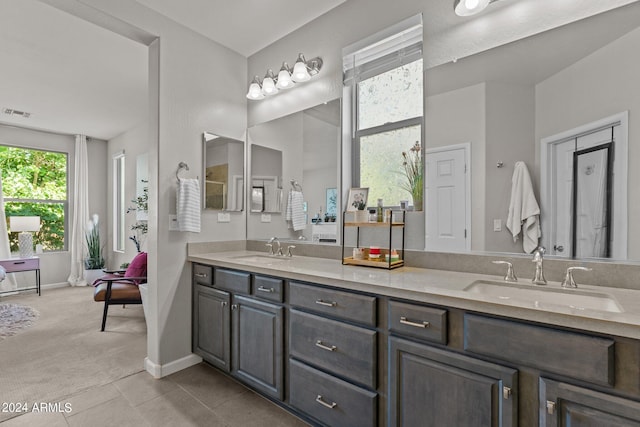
<box><xmin>290</xmin><ymin>179</ymin><xmax>303</xmax><ymax>192</ymax></box>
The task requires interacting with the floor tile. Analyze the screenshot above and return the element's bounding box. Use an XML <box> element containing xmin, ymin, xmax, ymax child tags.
<box><xmin>65</xmin><ymin>395</ymin><xmax>149</xmax><ymax>427</ymax></box>
<box><xmin>60</xmin><ymin>383</ymin><xmax>120</xmax><ymax>416</ymax></box>
<box><xmin>136</xmin><ymin>387</ymin><xmax>226</xmax><ymax>427</ymax></box>
<box><xmin>168</xmin><ymin>363</ymin><xmax>247</xmax><ymax>409</ymax></box>
<box><xmin>212</xmin><ymin>389</ymin><xmax>308</xmax><ymax>427</ymax></box>
<box><xmin>114</xmin><ymin>371</ymin><xmax>177</xmax><ymax>407</ymax></box>
<box><xmin>0</xmin><ymin>411</ymin><xmax>69</xmax><ymax>427</ymax></box>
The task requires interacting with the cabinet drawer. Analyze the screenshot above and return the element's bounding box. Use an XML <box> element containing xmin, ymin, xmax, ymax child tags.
<box><xmin>464</xmin><ymin>314</ymin><xmax>614</xmax><ymax>386</ymax></box>
<box><xmin>214</xmin><ymin>268</ymin><xmax>250</xmax><ymax>294</ymax></box>
<box><xmin>289</xmin><ymin>281</ymin><xmax>376</xmax><ymax>326</ymax></box>
<box><xmin>193</xmin><ymin>264</ymin><xmax>213</xmax><ymax>286</ymax></box>
<box><xmin>289</xmin><ymin>359</ymin><xmax>377</xmax><ymax>427</ymax></box>
<box><xmin>388</xmin><ymin>300</ymin><xmax>447</xmax><ymax>344</ymax></box>
<box><xmin>290</xmin><ymin>310</ymin><xmax>376</xmax><ymax>389</ymax></box>
<box><xmin>251</xmin><ymin>275</ymin><xmax>283</xmax><ymax>303</ymax></box>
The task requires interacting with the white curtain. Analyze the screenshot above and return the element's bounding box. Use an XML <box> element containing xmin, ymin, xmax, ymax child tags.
<box><xmin>68</xmin><ymin>135</ymin><xmax>89</xmax><ymax>286</ymax></box>
<box><xmin>0</xmin><ymin>174</ymin><xmax>17</xmax><ymax>293</ymax></box>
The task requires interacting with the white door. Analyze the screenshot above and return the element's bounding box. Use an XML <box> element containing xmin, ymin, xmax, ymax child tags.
<box><xmin>425</xmin><ymin>145</ymin><xmax>469</xmax><ymax>252</ymax></box>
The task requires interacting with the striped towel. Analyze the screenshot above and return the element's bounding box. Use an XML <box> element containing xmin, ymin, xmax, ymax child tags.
<box><xmin>289</xmin><ymin>191</ymin><xmax>306</xmax><ymax>231</ymax></box>
<box><xmin>177</xmin><ymin>178</ymin><xmax>201</xmax><ymax>232</ymax></box>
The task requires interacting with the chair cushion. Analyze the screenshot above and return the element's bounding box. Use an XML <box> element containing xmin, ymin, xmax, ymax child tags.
<box><xmin>125</xmin><ymin>252</ymin><xmax>147</xmax><ymax>282</ymax></box>
<box><xmin>93</xmin><ymin>281</ymin><xmax>142</xmax><ymax>302</ymax></box>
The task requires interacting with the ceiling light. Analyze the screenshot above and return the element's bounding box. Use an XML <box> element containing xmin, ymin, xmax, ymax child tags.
<box><xmin>246</xmin><ymin>76</ymin><xmax>264</xmax><ymax>100</ymax></box>
<box><xmin>454</xmin><ymin>0</ymin><xmax>493</xmax><ymax>16</ymax></box>
<box><xmin>276</xmin><ymin>63</ymin><xmax>295</xmax><ymax>90</ymax></box>
<box><xmin>246</xmin><ymin>53</ymin><xmax>323</xmax><ymax>101</ymax></box>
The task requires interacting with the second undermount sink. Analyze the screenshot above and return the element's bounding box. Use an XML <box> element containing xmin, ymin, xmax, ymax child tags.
<box><xmin>230</xmin><ymin>254</ymin><xmax>289</xmax><ymax>264</ymax></box>
<box><xmin>464</xmin><ymin>280</ymin><xmax>623</xmax><ymax>313</ymax></box>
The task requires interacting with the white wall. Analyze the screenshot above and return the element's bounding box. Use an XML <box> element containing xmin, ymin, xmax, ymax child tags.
<box><xmin>0</xmin><ymin>124</ymin><xmax>107</xmax><ymax>285</ymax></box>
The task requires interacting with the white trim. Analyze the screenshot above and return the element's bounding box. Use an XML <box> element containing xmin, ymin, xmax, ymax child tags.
<box><xmin>425</xmin><ymin>142</ymin><xmax>472</xmax><ymax>252</ymax></box>
<box><xmin>144</xmin><ymin>353</ymin><xmax>202</xmax><ymax>379</ymax></box>
<box><xmin>540</xmin><ymin>111</ymin><xmax>628</xmax><ymax>259</ymax></box>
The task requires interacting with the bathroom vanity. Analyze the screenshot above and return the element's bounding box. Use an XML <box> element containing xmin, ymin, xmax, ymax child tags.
<box><xmin>189</xmin><ymin>251</ymin><xmax>640</xmax><ymax>427</ymax></box>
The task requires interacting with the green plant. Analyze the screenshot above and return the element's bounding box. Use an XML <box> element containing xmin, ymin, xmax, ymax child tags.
<box><xmin>84</xmin><ymin>214</ymin><xmax>104</xmax><ymax>269</ymax></box>
<box><xmin>127</xmin><ymin>180</ymin><xmax>148</xmax><ymax>252</ymax></box>
<box><xmin>401</xmin><ymin>141</ymin><xmax>423</xmax><ymax>210</ymax></box>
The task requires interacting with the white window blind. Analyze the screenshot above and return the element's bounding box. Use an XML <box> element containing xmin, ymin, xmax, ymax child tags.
<box><xmin>343</xmin><ymin>13</ymin><xmax>423</xmax><ymax>85</ymax></box>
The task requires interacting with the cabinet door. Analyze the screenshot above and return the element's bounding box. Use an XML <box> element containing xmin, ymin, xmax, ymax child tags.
<box><xmin>389</xmin><ymin>337</ymin><xmax>518</xmax><ymax>427</ymax></box>
<box><xmin>232</xmin><ymin>295</ymin><xmax>283</xmax><ymax>400</ymax></box>
<box><xmin>540</xmin><ymin>378</ymin><xmax>640</xmax><ymax>426</ymax></box>
<box><xmin>193</xmin><ymin>285</ymin><xmax>230</xmax><ymax>372</ymax></box>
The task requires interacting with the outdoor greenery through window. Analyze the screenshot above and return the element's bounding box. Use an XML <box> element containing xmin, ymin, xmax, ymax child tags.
<box><xmin>355</xmin><ymin>58</ymin><xmax>423</xmax><ymax>208</ymax></box>
<box><xmin>0</xmin><ymin>146</ymin><xmax>68</xmax><ymax>252</ymax></box>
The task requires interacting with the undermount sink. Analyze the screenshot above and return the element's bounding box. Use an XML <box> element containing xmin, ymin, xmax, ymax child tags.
<box><xmin>230</xmin><ymin>254</ymin><xmax>289</xmax><ymax>264</ymax></box>
<box><xmin>464</xmin><ymin>280</ymin><xmax>623</xmax><ymax>313</ymax></box>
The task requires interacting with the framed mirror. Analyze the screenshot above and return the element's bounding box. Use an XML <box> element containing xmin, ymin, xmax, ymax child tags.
<box><xmin>422</xmin><ymin>2</ymin><xmax>639</xmax><ymax>261</ymax></box>
<box><xmin>202</xmin><ymin>132</ymin><xmax>244</xmax><ymax>211</ymax></box>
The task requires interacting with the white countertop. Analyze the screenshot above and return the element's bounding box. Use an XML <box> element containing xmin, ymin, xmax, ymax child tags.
<box><xmin>188</xmin><ymin>251</ymin><xmax>640</xmax><ymax>339</ymax></box>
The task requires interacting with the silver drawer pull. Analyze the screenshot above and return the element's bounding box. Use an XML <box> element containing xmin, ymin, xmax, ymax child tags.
<box><xmin>315</xmin><ymin>395</ymin><xmax>337</xmax><ymax>409</ymax></box>
<box><xmin>503</xmin><ymin>386</ymin><xmax>512</xmax><ymax>400</ymax></box>
<box><xmin>315</xmin><ymin>299</ymin><xmax>337</xmax><ymax>307</ymax></box>
<box><xmin>194</xmin><ymin>273</ymin><xmax>208</xmax><ymax>278</ymax></box>
<box><xmin>400</xmin><ymin>316</ymin><xmax>430</xmax><ymax>328</ymax></box>
<box><xmin>315</xmin><ymin>340</ymin><xmax>337</xmax><ymax>352</ymax></box>
<box><xmin>13</xmin><ymin>261</ymin><xmax>26</xmax><ymax>265</ymax></box>
<box><xmin>257</xmin><ymin>286</ymin><xmax>275</xmax><ymax>293</ymax></box>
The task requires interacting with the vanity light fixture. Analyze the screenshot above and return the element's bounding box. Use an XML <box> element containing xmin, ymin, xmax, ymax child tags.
<box><xmin>246</xmin><ymin>53</ymin><xmax>323</xmax><ymax>100</ymax></box>
<box><xmin>454</xmin><ymin>0</ymin><xmax>497</xmax><ymax>16</ymax></box>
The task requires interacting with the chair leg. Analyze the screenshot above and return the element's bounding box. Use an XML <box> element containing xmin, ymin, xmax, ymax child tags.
<box><xmin>101</xmin><ymin>301</ymin><xmax>109</xmax><ymax>331</ymax></box>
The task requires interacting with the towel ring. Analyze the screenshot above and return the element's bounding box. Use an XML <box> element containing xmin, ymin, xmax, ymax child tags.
<box><xmin>176</xmin><ymin>162</ymin><xmax>189</xmax><ymax>182</ymax></box>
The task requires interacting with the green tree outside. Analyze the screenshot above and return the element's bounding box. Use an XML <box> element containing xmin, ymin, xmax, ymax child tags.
<box><xmin>0</xmin><ymin>146</ymin><xmax>67</xmax><ymax>251</ymax></box>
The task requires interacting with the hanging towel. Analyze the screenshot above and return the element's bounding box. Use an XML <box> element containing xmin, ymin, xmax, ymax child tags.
<box><xmin>287</xmin><ymin>190</ymin><xmax>306</xmax><ymax>231</ymax></box>
<box><xmin>177</xmin><ymin>178</ymin><xmax>201</xmax><ymax>233</ymax></box>
<box><xmin>506</xmin><ymin>161</ymin><xmax>541</xmax><ymax>253</ymax></box>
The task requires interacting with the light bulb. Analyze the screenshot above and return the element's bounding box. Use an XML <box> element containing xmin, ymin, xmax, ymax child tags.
<box><xmin>276</xmin><ymin>63</ymin><xmax>295</xmax><ymax>89</ymax></box>
<box><xmin>465</xmin><ymin>0</ymin><xmax>479</xmax><ymax>9</ymax></box>
<box><xmin>292</xmin><ymin>61</ymin><xmax>311</xmax><ymax>82</ymax></box>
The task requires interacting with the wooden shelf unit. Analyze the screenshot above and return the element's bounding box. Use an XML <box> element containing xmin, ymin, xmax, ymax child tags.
<box><xmin>342</xmin><ymin>210</ymin><xmax>406</xmax><ymax>270</ymax></box>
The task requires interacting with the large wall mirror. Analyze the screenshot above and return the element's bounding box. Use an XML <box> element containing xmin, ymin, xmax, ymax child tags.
<box><xmin>247</xmin><ymin>99</ymin><xmax>341</xmax><ymax>242</ymax></box>
<box><xmin>423</xmin><ymin>2</ymin><xmax>640</xmax><ymax>262</ymax></box>
<box><xmin>202</xmin><ymin>132</ymin><xmax>244</xmax><ymax>211</ymax></box>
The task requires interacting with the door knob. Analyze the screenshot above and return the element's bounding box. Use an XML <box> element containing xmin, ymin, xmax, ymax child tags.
<box><xmin>553</xmin><ymin>244</ymin><xmax>564</xmax><ymax>253</ymax></box>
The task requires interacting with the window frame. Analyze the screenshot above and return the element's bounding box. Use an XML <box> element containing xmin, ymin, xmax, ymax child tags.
<box><xmin>1</xmin><ymin>145</ymin><xmax>69</xmax><ymax>252</ymax></box>
<box><xmin>112</xmin><ymin>150</ymin><xmax>126</xmax><ymax>253</ymax></box>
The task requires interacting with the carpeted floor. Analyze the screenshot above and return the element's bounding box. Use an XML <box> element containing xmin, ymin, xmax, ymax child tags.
<box><xmin>0</xmin><ymin>286</ymin><xmax>146</xmax><ymax>423</ymax></box>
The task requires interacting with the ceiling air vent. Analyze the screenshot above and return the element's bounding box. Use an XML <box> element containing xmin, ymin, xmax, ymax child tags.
<box><xmin>3</xmin><ymin>108</ymin><xmax>31</xmax><ymax>118</ymax></box>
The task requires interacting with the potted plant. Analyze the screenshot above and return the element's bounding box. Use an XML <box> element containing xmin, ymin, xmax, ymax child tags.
<box><xmin>84</xmin><ymin>214</ymin><xmax>105</xmax><ymax>284</ymax></box>
<box><xmin>401</xmin><ymin>141</ymin><xmax>423</xmax><ymax>211</ymax></box>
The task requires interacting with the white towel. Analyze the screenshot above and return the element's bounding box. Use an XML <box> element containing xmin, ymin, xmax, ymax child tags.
<box><xmin>287</xmin><ymin>190</ymin><xmax>306</xmax><ymax>231</ymax></box>
<box><xmin>177</xmin><ymin>178</ymin><xmax>201</xmax><ymax>233</ymax></box>
<box><xmin>506</xmin><ymin>161</ymin><xmax>541</xmax><ymax>254</ymax></box>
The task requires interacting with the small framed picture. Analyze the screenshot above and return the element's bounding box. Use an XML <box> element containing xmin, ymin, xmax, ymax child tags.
<box><xmin>346</xmin><ymin>187</ymin><xmax>369</xmax><ymax>211</ymax></box>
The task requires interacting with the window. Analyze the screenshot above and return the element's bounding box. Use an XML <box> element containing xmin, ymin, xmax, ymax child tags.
<box><xmin>0</xmin><ymin>146</ymin><xmax>68</xmax><ymax>252</ymax></box>
<box><xmin>344</xmin><ymin>15</ymin><xmax>424</xmax><ymax>208</ymax></box>
<box><xmin>113</xmin><ymin>151</ymin><xmax>125</xmax><ymax>252</ymax></box>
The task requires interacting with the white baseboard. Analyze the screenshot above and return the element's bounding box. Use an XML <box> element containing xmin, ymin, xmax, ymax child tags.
<box><xmin>42</xmin><ymin>282</ymin><xmax>71</xmax><ymax>290</ymax></box>
<box><xmin>144</xmin><ymin>353</ymin><xmax>202</xmax><ymax>378</ymax></box>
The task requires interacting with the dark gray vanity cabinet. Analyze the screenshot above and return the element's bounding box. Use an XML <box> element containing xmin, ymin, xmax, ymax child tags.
<box><xmin>539</xmin><ymin>378</ymin><xmax>640</xmax><ymax>426</ymax></box>
<box><xmin>389</xmin><ymin>337</ymin><xmax>518</xmax><ymax>427</ymax></box>
<box><xmin>193</xmin><ymin>284</ymin><xmax>231</xmax><ymax>371</ymax></box>
<box><xmin>231</xmin><ymin>294</ymin><xmax>284</xmax><ymax>400</ymax></box>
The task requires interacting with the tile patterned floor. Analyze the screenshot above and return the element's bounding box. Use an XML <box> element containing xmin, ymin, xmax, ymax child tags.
<box><xmin>0</xmin><ymin>363</ymin><xmax>309</xmax><ymax>427</ymax></box>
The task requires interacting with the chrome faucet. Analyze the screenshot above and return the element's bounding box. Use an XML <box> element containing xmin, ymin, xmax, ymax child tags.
<box><xmin>561</xmin><ymin>266</ymin><xmax>592</xmax><ymax>288</ymax></box>
<box><xmin>492</xmin><ymin>260</ymin><xmax>517</xmax><ymax>282</ymax></box>
<box><xmin>267</xmin><ymin>237</ymin><xmax>283</xmax><ymax>256</ymax></box>
<box><xmin>531</xmin><ymin>246</ymin><xmax>547</xmax><ymax>285</ymax></box>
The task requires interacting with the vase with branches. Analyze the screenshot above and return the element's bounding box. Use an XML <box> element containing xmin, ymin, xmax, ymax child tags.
<box><xmin>401</xmin><ymin>141</ymin><xmax>423</xmax><ymax>211</ymax></box>
<box><xmin>127</xmin><ymin>180</ymin><xmax>148</xmax><ymax>252</ymax></box>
